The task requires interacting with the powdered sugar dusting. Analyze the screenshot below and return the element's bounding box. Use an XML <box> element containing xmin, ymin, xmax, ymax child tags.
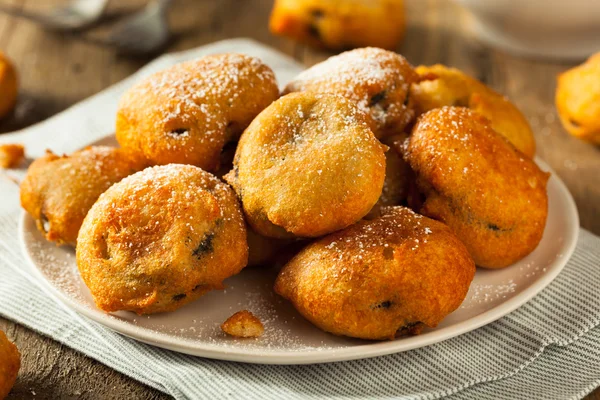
<box><xmin>166</xmin><ymin>130</ymin><xmax>189</xmax><ymax>138</ymax></box>
<box><xmin>285</xmin><ymin>47</ymin><xmax>416</xmax><ymax>132</ymax></box>
<box><xmin>119</xmin><ymin>53</ymin><xmax>278</xmax><ymax>151</ymax></box>
<box><xmin>308</xmin><ymin>207</ymin><xmax>435</xmax><ymax>265</ymax></box>
<box><xmin>85</xmin><ymin>163</ymin><xmax>246</xmax><ymax>263</ymax></box>
<box><xmin>463</xmin><ymin>280</ymin><xmax>517</xmax><ymax>308</ymax></box>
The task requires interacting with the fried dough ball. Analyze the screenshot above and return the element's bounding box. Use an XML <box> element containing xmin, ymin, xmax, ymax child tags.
<box><xmin>275</xmin><ymin>206</ymin><xmax>475</xmax><ymax>340</ymax></box>
<box><xmin>221</xmin><ymin>310</ymin><xmax>264</xmax><ymax>338</ymax></box>
<box><xmin>20</xmin><ymin>146</ymin><xmax>147</xmax><ymax>246</ymax></box>
<box><xmin>0</xmin><ymin>143</ymin><xmax>25</xmax><ymax>168</ymax></box>
<box><xmin>225</xmin><ymin>92</ymin><xmax>386</xmax><ymax>238</ymax></box>
<box><xmin>0</xmin><ymin>51</ymin><xmax>18</xmax><ymax>119</ymax></box>
<box><xmin>116</xmin><ymin>54</ymin><xmax>279</xmax><ymax>171</ymax></box>
<box><xmin>411</xmin><ymin>64</ymin><xmax>536</xmax><ymax>157</ymax></box>
<box><xmin>0</xmin><ymin>330</ymin><xmax>20</xmax><ymax>399</ymax></box>
<box><xmin>556</xmin><ymin>53</ymin><xmax>600</xmax><ymax>144</ymax></box>
<box><xmin>283</xmin><ymin>48</ymin><xmax>418</xmax><ymax>138</ymax></box>
<box><xmin>366</xmin><ymin>133</ymin><xmax>412</xmax><ymax>219</ymax></box>
<box><xmin>77</xmin><ymin>164</ymin><xmax>248</xmax><ymax>315</ymax></box>
<box><xmin>405</xmin><ymin>107</ymin><xmax>549</xmax><ymax>269</ymax></box>
<box><xmin>270</xmin><ymin>0</ymin><xmax>405</xmax><ymax>51</ymax></box>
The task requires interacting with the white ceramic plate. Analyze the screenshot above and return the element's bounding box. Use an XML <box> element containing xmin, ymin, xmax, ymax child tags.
<box><xmin>20</xmin><ymin>136</ymin><xmax>579</xmax><ymax>364</ymax></box>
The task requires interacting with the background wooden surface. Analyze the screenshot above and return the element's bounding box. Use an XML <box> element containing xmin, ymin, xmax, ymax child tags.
<box><xmin>0</xmin><ymin>0</ymin><xmax>598</xmax><ymax>399</ymax></box>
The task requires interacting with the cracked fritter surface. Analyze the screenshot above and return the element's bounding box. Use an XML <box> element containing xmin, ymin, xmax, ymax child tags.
<box><xmin>283</xmin><ymin>47</ymin><xmax>418</xmax><ymax>138</ymax></box>
<box><xmin>0</xmin><ymin>330</ymin><xmax>20</xmax><ymax>400</ymax></box>
<box><xmin>275</xmin><ymin>206</ymin><xmax>475</xmax><ymax>340</ymax></box>
<box><xmin>116</xmin><ymin>53</ymin><xmax>279</xmax><ymax>171</ymax></box>
<box><xmin>77</xmin><ymin>164</ymin><xmax>248</xmax><ymax>314</ymax></box>
<box><xmin>20</xmin><ymin>146</ymin><xmax>147</xmax><ymax>246</ymax></box>
<box><xmin>225</xmin><ymin>92</ymin><xmax>387</xmax><ymax>238</ymax></box>
<box><xmin>405</xmin><ymin>107</ymin><xmax>549</xmax><ymax>269</ymax></box>
<box><xmin>411</xmin><ymin>64</ymin><xmax>536</xmax><ymax>157</ymax></box>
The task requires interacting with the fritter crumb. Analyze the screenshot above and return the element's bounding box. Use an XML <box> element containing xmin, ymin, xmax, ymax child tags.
<box><xmin>221</xmin><ymin>310</ymin><xmax>264</xmax><ymax>338</ymax></box>
<box><xmin>0</xmin><ymin>144</ymin><xmax>25</xmax><ymax>168</ymax></box>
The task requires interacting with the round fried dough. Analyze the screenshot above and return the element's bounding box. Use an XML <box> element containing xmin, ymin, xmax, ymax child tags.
<box><xmin>283</xmin><ymin>47</ymin><xmax>418</xmax><ymax>137</ymax></box>
<box><xmin>269</xmin><ymin>0</ymin><xmax>406</xmax><ymax>51</ymax></box>
<box><xmin>405</xmin><ymin>107</ymin><xmax>549</xmax><ymax>269</ymax></box>
<box><xmin>20</xmin><ymin>146</ymin><xmax>147</xmax><ymax>246</ymax></box>
<box><xmin>556</xmin><ymin>53</ymin><xmax>600</xmax><ymax>144</ymax></box>
<box><xmin>411</xmin><ymin>64</ymin><xmax>536</xmax><ymax>157</ymax></box>
<box><xmin>77</xmin><ymin>164</ymin><xmax>248</xmax><ymax>314</ymax></box>
<box><xmin>0</xmin><ymin>330</ymin><xmax>20</xmax><ymax>399</ymax></box>
<box><xmin>275</xmin><ymin>206</ymin><xmax>475</xmax><ymax>340</ymax></box>
<box><xmin>116</xmin><ymin>54</ymin><xmax>279</xmax><ymax>171</ymax></box>
<box><xmin>225</xmin><ymin>92</ymin><xmax>387</xmax><ymax>238</ymax></box>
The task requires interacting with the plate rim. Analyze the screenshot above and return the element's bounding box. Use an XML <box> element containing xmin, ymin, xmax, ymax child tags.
<box><xmin>19</xmin><ymin>158</ymin><xmax>580</xmax><ymax>365</ymax></box>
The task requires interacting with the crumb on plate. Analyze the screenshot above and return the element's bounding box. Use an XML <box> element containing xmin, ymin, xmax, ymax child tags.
<box><xmin>221</xmin><ymin>310</ymin><xmax>264</xmax><ymax>338</ymax></box>
<box><xmin>0</xmin><ymin>144</ymin><xmax>25</xmax><ymax>168</ymax></box>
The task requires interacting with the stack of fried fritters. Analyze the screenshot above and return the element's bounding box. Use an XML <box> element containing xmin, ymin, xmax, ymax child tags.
<box><xmin>21</xmin><ymin>48</ymin><xmax>547</xmax><ymax>341</ymax></box>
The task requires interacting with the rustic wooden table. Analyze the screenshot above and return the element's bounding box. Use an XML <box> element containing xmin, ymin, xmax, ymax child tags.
<box><xmin>0</xmin><ymin>0</ymin><xmax>598</xmax><ymax>398</ymax></box>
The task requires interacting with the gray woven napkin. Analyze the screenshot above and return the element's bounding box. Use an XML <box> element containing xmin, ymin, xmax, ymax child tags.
<box><xmin>1</xmin><ymin>39</ymin><xmax>599</xmax><ymax>400</ymax></box>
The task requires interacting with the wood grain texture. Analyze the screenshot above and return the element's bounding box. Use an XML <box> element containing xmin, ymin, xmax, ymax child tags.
<box><xmin>0</xmin><ymin>0</ymin><xmax>598</xmax><ymax>398</ymax></box>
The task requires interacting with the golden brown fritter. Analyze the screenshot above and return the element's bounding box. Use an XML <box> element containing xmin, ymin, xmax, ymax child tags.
<box><xmin>405</xmin><ymin>107</ymin><xmax>549</xmax><ymax>269</ymax></box>
<box><xmin>366</xmin><ymin>133</ymin><xmax>412</xmax><ymax>219</ymax></box>
<box><xmin>116</xmin><ymin>54</ymin><xmax>279</xmax><ymax>171</ymax></box>
<box><xmin>225</xmin><ymin>92</ymin><xmax>387</xmax><ymax>238</ymax></box>
<box><xmin>411</xmin><ymin>64</ymin><xmax>536</xmax><ymax>157</ymax></box>
<box><xmin>275</xmin><ymin>206</ymin><xmax>475</xmax><ymax>340</ymax></box>
<box><xmin>221</xmin><ymin>310</ymin><xmax>264</xmax><ymax>338</ymax></box>
<box><xmin>556</xmin><ymin>53</ymin><xmax>600</xmax><ymax>144</ymax></box>
<box><xmin>20</xmin><ymin>146</ymin><xmax>147</xmax><ymax>246</ymax></box>
<box><xmin>76</xmin><ymin>164</ymin><xmax>248</xmax><ymax>315</ymax></box>
<box><xmin>270</xmin><ymin>0</ymin><xmax>405</xmax><ymax>51</ymax></box>
<box><xmin>0</xmin><ymin>51</ymin><xmax>18</xmax><ymax>119</ymax></box>
<box><xmin>0</xmin><ymin>330</ymin><xmax>20</xmax><ymax>400</ymax></box>
<box><xmin>283</xmin><ymin>47</ymin><xmax>418</xmax><ymax>138</ymax></box>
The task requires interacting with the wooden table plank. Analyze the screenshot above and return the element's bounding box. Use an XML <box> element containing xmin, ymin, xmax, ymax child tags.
<box><xmin>0</xmin><ymin>0</ymin><xmax>598</xmax><ymax>398</ymax></box>
<box><xmin>0</xmin><ymin>317</ymin><xmax>169</xmax><ymax>400</ymax></box>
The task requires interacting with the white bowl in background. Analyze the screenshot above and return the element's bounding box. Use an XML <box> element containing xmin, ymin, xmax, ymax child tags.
<box><xmin>455</xmin><ymin>0</ymin><xmax>600</xmax><ymax>60</ymax></box>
